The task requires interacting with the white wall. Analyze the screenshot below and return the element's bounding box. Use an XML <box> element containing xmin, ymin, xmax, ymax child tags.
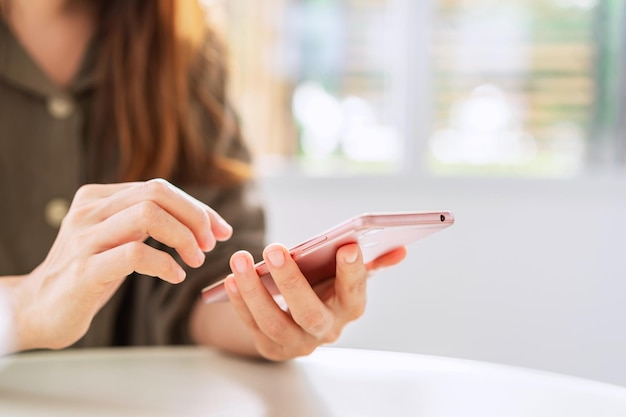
<box><xmin>258</xmin><ymin>175</ymin><xmax>626</xmax><ymax>387</ymax></box>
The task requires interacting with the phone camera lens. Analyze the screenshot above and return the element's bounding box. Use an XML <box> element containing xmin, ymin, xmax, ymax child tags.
<box><xmin>440</xmin><ymin>214</ymin><xmax>446</xmax><ymax>222</ymax></box>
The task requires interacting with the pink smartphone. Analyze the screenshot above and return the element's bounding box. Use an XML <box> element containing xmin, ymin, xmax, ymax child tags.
<box><xmin>201</xmin><ymin>211</ymin><xmax>455</xmax><ymax>303</ymax></box>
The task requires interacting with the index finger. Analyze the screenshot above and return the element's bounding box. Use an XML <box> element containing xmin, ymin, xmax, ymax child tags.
<box><xmin>263</xmin><ymin>244</ymin><xmax>334</xmax><ymax>339</ymax></box>
<box><xmin>93</xmin><ymin>179</ymin><xmax>233</xmax><ymax>251</ymax></box>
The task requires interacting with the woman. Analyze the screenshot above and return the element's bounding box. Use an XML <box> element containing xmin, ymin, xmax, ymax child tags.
<box><xmin>0</xmin><ymin>0</ymin><xmax>406</xmax><ymax>360</ymax></box>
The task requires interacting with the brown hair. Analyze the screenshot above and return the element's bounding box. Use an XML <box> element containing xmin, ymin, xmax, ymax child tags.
<box><xmin>94</xmin><ymin>0</ymin><xmax>251</xmax><ymax>185</ymax></box>
<box><xmin>0</xmin><ymin>0</ymin><xmax>246</xmax><ymax>185</ymax></box>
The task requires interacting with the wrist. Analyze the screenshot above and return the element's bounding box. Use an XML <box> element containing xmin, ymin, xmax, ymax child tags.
<box><xmin>0</xmin><ymin>275</ymin><xmax>37</xmax><ymax>354</ymax></box>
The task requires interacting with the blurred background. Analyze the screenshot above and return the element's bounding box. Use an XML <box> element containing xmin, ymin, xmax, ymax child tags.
<box><xmin>209</xmin><ymin>0</ymin><xmax>626</xmax><ymax>386</ymax></box>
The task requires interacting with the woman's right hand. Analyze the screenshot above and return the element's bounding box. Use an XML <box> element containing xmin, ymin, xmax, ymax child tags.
<box><xmin>11</xmin><ymin>179</ymin><xmax>232</xmax><ymax>351</ymax></box>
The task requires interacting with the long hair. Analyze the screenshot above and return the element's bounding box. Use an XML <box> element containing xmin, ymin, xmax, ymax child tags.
<box><xmin>95</xmin><ymin>0</ymin><xmax>250</xmax><ymax>185</ymax></box>
<box><xmin>1</xmin><ymin>0</ymin><xmax>250</xmax><ymax>185</ymax></box>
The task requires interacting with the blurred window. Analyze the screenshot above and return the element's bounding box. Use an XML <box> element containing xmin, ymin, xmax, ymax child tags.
<box><xmin>210</xmin><ymin>0</ymin><xmax>625</xmax><ymax>177</ymax></box>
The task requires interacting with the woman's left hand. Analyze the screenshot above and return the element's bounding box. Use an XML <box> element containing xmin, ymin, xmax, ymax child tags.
<box><xmin>223</xmin><ymin>243</ymin><xmax>407</xmax><ymax>361</ymax></box>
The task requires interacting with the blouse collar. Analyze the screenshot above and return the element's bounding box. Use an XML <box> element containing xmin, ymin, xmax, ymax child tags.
<box><xmin>0</xmin><ymin>17</ymin><xmax>97</xmax><ymax>98</ymax></box>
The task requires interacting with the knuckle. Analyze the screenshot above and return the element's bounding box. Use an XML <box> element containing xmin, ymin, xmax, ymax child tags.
<box><xmin>68</xmin><ymin>258</ymin><xmax>88</xmax><ymax>281</ymax></box>
<box><xmin>71</xmin><ymin>203</ymin><xmax>91</xmax><ymax>219</ymax></box>
<box><xmin>347</xmin><ymin>302</ymin><xmax>366</xmax><ymax>322</ymax></box>
<box><xmin>322</xmin><ymin>327</ymin><xmax>342</xmax><ymax>344</ymax></box>
<box><xmin>349</xmin><ymin>277</ymin><xmax>367</xmax><ymax>297</ymax></box>
<box><xmin>124</xmin><ymin>242</ymin><xmax>146</xmax><ymax>263</ymax></box>
<box><xmin>181</xmin><ymin>231</ymin><xmax>198</xmax><ymax>250</ymax></box>
<box><xmin>197</xmin><ymin>206</ymin><xmax>211</xmax><ymax>229</ymax></box>
<box><xmin>276</xmin><ymin>273</ymin><xmax>302</xmax><ymax>292</ymax></box>
<box><xmin>257</xmin><ymin>343</ymin><xmax>284</xmax><ymax>362</ymax></box>
<box><xmin>296</xmin><ymin>342</ymin><xmax>317</xmax><ymax>358</ymax></box>
<box><xmin>165</xmin><ymin>227</ymin><xmax>192</xmax><ymax>250</ymax></box>
<box><xmin>134</xmin><ymin>200</ymin><xmax>161</xmax><ymax>223</ymax></box>
<box><xmin>144</xmin><ymin>178</ymin><xmax>171</xmax><ymax>199</ymax></box>
<box><xmin>343</xmin><ymin>279</ymin><xmax>367</xmax><ymax>321</ymax></box>
<box><xmin>163</xmin><ymin>256</ymin><xmax>181</xmax><ymax>277</ymax></box>
<box><xmin>59</xmin><ymin>212</ymin><xmax>78</xmax><ymax>230</ymax></box>
<box><xmin>263</xmin><ymin>319</ymin><xmax>288</xmax><ymax>341</ymax></box>
<box><xmin>299</xmin><ymin>310</ymin><xmax>329</xmax><ymax>336</ymax></box>
<box><xmin>256</xmin><ymin>338</ymin><xmax>318</xmax><ymax>361</ymax></box>
<box><xmin>189</xmin><ymin>206</ymin><xmax>211</xmax><ymax>239</ymax></box>
<box><xmin>73</xmin><ymin>229</ymin><xmax>93</xmax><ymax>248</ymax></box>
<box><xmin>237</xmin><ymin>281</ymin><xmax>263</xmax><ymax>300</ymax></box>
<box><xmin>74</xmin><ymin>184</ymin><xmax>93</xmax><ymax>201</ymax></box>
<box><xmin>64</xmin><ymin>203</ymin><xmax>93</xmax><ymax>226</ymax></box>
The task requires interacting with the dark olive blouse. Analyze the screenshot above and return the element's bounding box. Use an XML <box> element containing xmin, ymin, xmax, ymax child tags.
<box><xmin>0</xmin><ymin>19</ymin><xmax>266</xmax><ymax>348</ymax></box>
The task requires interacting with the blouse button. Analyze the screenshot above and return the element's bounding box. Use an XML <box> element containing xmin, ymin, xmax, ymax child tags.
<box><xmin>47</xmin><ymin>97</ymin><xmax>74</xmax><ymax>120</ymax></box>
<box><xmin>44</xmin><ymin>198</ymin><xmax>70</xmax><ymax>228</ymax></box>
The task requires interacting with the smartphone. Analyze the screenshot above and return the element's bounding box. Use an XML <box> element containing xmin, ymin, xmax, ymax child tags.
<box><xmin>201</xmin><ymin>211</ymin><xmax>455</xmax><ymax>303</ymax></box>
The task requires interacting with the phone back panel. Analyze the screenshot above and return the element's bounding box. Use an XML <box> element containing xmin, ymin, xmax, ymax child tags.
<box><xmin>202</xmin><ymin>211</ymin><xmax>454</xmax><ymax>303</ymax></box>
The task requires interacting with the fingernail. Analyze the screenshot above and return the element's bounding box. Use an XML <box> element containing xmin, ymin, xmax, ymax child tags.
<box><xmin>266</xmin><ymin>250</ymin><xmax>285</xmax><ymax>267</ymax></box>
<box><xmin>233</xmin><ymin>255</ymin><xmax>248</xmax><ymax>273</ymax></box>
<box><xmin>344</xmin><ymin>249</ymin><xmax>358</xmax><ymax>264</ymax></box>
<box><xmin>177</xmin><ymin>267</ymin><xmax>187</xmax><ymax>282</ymax></box>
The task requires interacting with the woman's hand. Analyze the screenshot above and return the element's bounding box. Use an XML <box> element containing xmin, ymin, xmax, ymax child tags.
<box><xmin>223</xmin><ymin>243</ymin><xmax>407</xmax><ymax>361</ymax></box>
<box><xmin>13</xmin><ymin>179</ymin><xmax>232</xmax><ymax>352</ymax></box>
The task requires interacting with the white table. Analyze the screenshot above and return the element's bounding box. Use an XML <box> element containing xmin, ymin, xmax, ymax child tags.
<box><xmin>0</xmin><ymin>346</ymin><xmax>625</xmax><ymax>416</ymax></box>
